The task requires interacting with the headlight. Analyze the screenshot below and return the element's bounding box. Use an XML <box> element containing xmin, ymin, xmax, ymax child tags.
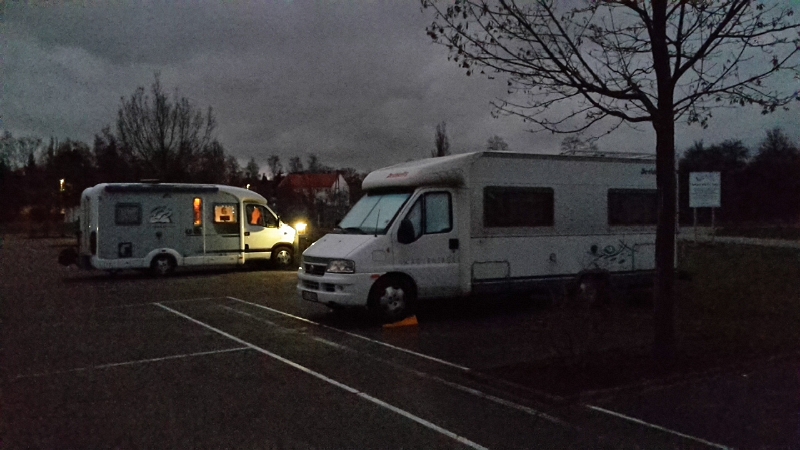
<box><xmin>326</xmin><ymin>259</ymin><xmax>355</xmax><ymax>274</ymax></box>
<box><xmin>294</xmin><ymin>222</ymin><xmax>308</xmax><ymax>235</ymax></box>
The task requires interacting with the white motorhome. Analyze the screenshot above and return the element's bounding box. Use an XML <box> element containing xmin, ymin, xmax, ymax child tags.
<box><xmin>298</xmin><ymin>151</ymin><xmax>665</xmax><ymax>321</ymax></box>
<box><xmin>70</xmin><ymin>183</ymin><xmax>298</xmax><ymax>275</ymax></box>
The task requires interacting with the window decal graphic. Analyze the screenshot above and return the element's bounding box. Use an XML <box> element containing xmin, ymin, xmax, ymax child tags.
<box><xmin>150</xmin><ymin>206</ymin><xmax>173</xmax><ymax>224</ymax></box>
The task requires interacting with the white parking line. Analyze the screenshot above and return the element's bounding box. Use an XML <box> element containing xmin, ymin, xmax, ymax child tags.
<box><xmin>100</xmin><ymin>296</ymin><xmax>218</xmax><ymax>309</ymax></box>
<box><xmin>219</xmin><ymin>302</ymin><xmax>570</xmax><ymax>427</ymax></box>
<box><xmin>226</xmin><ymin>296</ymin><xmax>471</xmax><ymax>372</ymax></box>
<box><xmin>156</xmin><ymin>302</ymin><xmax>488</xmax><ymax>450</ymax></box>
<box><xmin>224</xmin><ymin>298</ymin><xmax>728</xmax><ymax>446</ymax></box>
<box><xmin>585</xmin><ymin>405</ymin><xmax>730</xmax><ymax>449</ymax></box>
<box><xmin>217</xmin><ymin>304</ymin><xmax>279</xmax><ymax>326</ymax></box>
<box><xmin>13</xmin><ymin>347</ymin><xmax>250</xmax><ymax>380</ymax></box>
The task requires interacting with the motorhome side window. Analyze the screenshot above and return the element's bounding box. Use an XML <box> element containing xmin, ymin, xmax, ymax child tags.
<box><xmin>246</xmin><ymin>204</ymin><xmax>277</xmax><ymax>227</ymax></box>
<box><xmin>214</xmin><ymin>204</ymin><xmax>238</xmax><ymax>223</ymax></box>
<box><xmin>405</xmin><ymin>192</ymin><xmax>452</xmax><ymax>239</ymax></box>
<box><xmin>608</xmin><ymin>189</ymin><xmax>658</xmax><ymax>225</ymax></box>
<box><xmin>483</xmin><ymin>187</ymin><xmax>554</xmax><ymax>227</ymax></box>
<box><xmin>115</xmin><ymin>203</ymin><xmax>141</xmax><ymax>226</ymax></box>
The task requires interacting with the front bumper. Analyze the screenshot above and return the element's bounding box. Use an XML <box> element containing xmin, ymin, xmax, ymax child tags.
<box><xmin>296</xmin><ymin>268</ymin><xmax>376</xmax><ymax>307</ymax></box>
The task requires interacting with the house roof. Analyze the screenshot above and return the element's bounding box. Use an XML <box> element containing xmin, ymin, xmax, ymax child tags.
<box><xmin>278</xmin><ymin>173</ymin><xmax>345</xmax><ymax>190</ymax></box>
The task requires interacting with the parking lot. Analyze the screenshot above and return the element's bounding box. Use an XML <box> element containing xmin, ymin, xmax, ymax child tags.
<box><xmin>2</xmin><ymin>235</ymin><xmax>796</xmax><ymax>448</ymax></box>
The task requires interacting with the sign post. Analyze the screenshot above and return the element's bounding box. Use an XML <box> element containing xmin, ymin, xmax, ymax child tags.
<box><xmin>689</xmin><ymin>172</ymin><xmax>721</xmax><ymax>242</ymax></box>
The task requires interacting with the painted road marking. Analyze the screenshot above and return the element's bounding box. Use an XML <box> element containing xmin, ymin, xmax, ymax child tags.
<box><xmin>13</xmin><ymin>347</ymin><xmax>250</xmax><ymax>380</ymax></box>
<box><xmin>218</xmin><ymin>305</ymin><xmax>344</xmax><ymax>351</ymax></box>
<box><xmin>156</xmin><ymin>302</ymin><xmax>488</xmax><ymax>450</ymax></box>
<box><xmin>226</xmin><ymin>296</ymin><xmax>471</xmax><ymax>372</ymax></box>
<box><xmin>100</xmin><ymin>296</ymin><xmax>218</xmax><ymax>309</ymax></box>
<box><xmin>217</xmin><ymin>304</ymin><xmax>279</xmax><ymax>326</ymax></box>
<box><xmin>220</xmin><ymin>302</ymin><xmax>569</xmax><ymax>427</ymax></box>
<box><xmin>585</xmin><ymin>405</ymin><xmax>730</xmax><ymax>449</ymax></box>
<box><xmin>225</xmin><ymin>297</ymin><xmax>732</xmax><ymax>447</ymax></box>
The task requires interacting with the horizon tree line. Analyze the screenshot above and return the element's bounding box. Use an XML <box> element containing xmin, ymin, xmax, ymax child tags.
<box><xmin>0</xmin><ymin>74</ymin><xmax>366</xmax><ymax>226</ymax></box>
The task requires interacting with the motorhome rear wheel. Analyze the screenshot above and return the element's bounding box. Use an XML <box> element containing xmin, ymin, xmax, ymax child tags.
<box><xmin>151</xmin><ymin>254</ymin><xmax>176</xmax><ymax>276</ymax></box>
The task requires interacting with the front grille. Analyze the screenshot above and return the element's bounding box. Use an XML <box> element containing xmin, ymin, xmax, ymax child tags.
<box><xmin>305</xmin><ymin>264</ymin><xmax>327</xmax><ymax>276</ymax></box>
<box><xmin>303</xmin><ymin>256</ymin><xmax>330</xmax><ymax>276</ymax></box>
<box><xmin>302</xmin><ymin>280</ymin><xmax>320</xmax><ymax>290</ymax></box>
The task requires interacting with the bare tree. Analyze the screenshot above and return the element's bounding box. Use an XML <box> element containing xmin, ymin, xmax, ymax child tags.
<box><xmin>423</xmin><ymin>0</ymin><xmax>800</xmax><ymax>358</ymax></box>
<box><xmin>0</xmin><ymin>131</ymin><xmax>44</xmax><ymax>170</ymax></box>
<box><xmin>560</xmin><ymin>136</ymin><xmax>599</xmax><ymax>155</ymax></box>
<box><xmin>244</xmin><ymin>157</ymin><xmax>260</xmax><ymax>181</ymax></box>
<box><xmin>433</xmin><ymin>121</ymin><xmax>451</xmax><ymax>157</ymax></box>
<box><xmin>224</xmin><ymin>155</ymin><xmax>243</xmax><ymax>186</ymax></box>
<box><xmin>116</xmin><ymin>74</ymin><xmax>217</xmax><ymax>181</ymax></box>
<box><xmin>288</xmin><ymin>156</ymin><xmax>304</xmax><ymax>173</ymax></box>
<box><xmin>306</xmin><ymin>153</ymin><xmax>332</xmax><ymax>173</ymax></box>
<box><xmin>487</xmin><ymin>135</ymin><xmax>510</xmax><ymax>151</ymax></box>
<box><xmin>267</xmin><ymin>155</ymin><xmax>283</xmax><ymax>179</ymax></box>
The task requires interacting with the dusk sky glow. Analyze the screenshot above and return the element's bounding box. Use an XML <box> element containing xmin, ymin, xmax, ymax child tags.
<box><xmin>4</xmin><ymin>1</ymin><xmax>799</xmax><ymax>173</ymax></box>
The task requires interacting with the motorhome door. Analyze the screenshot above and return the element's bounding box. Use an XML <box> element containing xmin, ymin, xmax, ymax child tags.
<box><xmin>244</xmin><ymin>203</ymin><xmax>280</xmax><ymax>260</ymax></box>
<box><xmin>393</xmin><ymin>190</ymin><xmax>460</xmax><ymax>298</ymax></box>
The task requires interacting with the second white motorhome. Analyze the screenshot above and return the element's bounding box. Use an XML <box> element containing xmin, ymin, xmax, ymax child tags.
<box><xmin>69</xmin><ymin>183</ymin><xmax>298</xmax><ymax>275</ymax></box>
<box><xmin>298</xmin><ymin>151</ymin><xmax>665</xmax><ymax>321</ymax></box>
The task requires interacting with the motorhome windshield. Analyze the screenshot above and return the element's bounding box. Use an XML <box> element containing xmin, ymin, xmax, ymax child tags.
<box><xmin>336</xmin><ymin>192</ymin><xmax>411</xmax><ymax>234</ymax></box>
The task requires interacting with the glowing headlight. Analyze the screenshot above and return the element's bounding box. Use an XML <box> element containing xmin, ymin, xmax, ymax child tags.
<box><xmin>326</xmin><ymin>259</ymin><xmax>355</xmax><ymax>274</ymax></box>
<box><xmin>294</xmin><ymin>222</ymin><xmax>308</xmax><ymax>235</ymax></box>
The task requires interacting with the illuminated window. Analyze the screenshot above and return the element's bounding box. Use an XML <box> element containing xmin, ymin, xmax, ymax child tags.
<box><xmin>246</xmin><ymin>204</ymin><xmax>264</xmax><ymax>227</ymax></box>
<box><xmin>484</xmin><ymin>187</ymin><xmax>554</xmax><ymax>227</ymax></box>
<box><xmin>214</xmin><ymin>203</ymin><xmax>238</xmax><ymax>223</ymax></box>
<box><xmin>608</xmin><ymin>189</ymin><xmax>658</xmax><ymax>225</ymax></box>
<box><xmin>193</xmin><ymin>198</ymin><xmax>202</xmax><ymax>227</ymax></box>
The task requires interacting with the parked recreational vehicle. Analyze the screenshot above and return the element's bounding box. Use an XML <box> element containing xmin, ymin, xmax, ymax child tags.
<box><xmin>65</xmin><ymin>183</ymin><xmax>298</xmax><ymax>275</ymax></box>
<box><xmin>298</xmin><ymin>151</ymin><xmax>665</xmax><ymax>321</ymax></box>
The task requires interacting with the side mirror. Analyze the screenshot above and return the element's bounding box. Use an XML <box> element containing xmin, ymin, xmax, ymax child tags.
<box><xmin>266</xmin><ymin>214</ymin><xmax>278</xmax><ymax>228</ymax></box>
<box><xmin>397</xmin><ymin>219</ymin><xmax>416</xmax><ymax>244</ymax></box>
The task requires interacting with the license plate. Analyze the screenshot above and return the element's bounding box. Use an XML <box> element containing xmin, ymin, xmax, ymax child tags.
<box><xmin>302</xmin><ymin>290</ymin><xmax>318</xmax><ymax>302</ymax></box>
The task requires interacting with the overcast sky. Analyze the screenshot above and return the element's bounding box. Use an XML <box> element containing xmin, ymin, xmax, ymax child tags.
<box><xmin>4</xmin><ymin>1</ymin><xmax>800</xmax><ymax>174</ymax></box>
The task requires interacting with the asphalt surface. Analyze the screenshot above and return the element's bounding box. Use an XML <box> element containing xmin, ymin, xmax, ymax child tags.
<box><xmin>2</xmin><ymin>235</ymin><xmax>798</xmax><ymax>448</ymax></box>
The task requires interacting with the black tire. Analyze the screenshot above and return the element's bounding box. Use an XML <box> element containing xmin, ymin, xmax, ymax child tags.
<box><xmin>151</xmin><ymin>254</ymin><xmax>176</xmax><ymax>276</ymax></box>
<box><xmin>271</xmin><ymin>246</ymin><xmax>294</xmax><ymax>270</ymax></box>
<box><xmin>369</xmin><ymin>275</ymin><xmax>415</xmax><ymax>323</ymax></box>
<box><xmin>573</xmin><ymin>274</ymin><xmax>610</xmax><ymax>308</ymax></box>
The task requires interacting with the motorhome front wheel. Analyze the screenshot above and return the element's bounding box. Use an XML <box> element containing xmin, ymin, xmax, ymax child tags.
<box><xmin>369</xmin><ymin>276</ymin><xmax>415</xmax><ymax>323</ymax></box>
<box><xmin>271</xmin><ymin>246</ymin><xmax>294</xmax><ymax>270</ymax></box>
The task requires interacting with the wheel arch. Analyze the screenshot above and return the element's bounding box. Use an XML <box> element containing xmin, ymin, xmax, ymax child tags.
<box><xmin>270</xmin><ymin>242</ymin><xmax>294</xmax><ymax>254</ymax></box>
<box><xmin>145</xmin><ymin>248</ymin><xmax>182</xmax><ymax>268</ymax></box>
<box><xmin>575</xmin><ymin>268</ymin><xmax>611</xmax><ymax>284</ymax></box>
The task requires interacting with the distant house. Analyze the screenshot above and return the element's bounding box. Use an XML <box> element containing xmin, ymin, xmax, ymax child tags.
<box><xmin>278</xmin><ymin>173</ymin><xmax>350</xmax><ymax>207</ymax></box>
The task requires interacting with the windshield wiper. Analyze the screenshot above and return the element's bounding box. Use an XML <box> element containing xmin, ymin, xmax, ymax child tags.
<box><xmin>338</xmin><ymin>227</ymin><xmax>366</xmax><ymax>234</ymax></box>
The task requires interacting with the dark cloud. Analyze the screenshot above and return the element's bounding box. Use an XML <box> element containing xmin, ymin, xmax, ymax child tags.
<box><xmin>4</xmin><ymin>1</ymin><xmax>799</xmax><ymax>174</ymax></box>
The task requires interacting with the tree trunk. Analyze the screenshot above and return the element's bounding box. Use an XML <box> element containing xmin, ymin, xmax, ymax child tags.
<box><xmin>653</xmin><ymin>118</ymin><xmax>677</xmax><ymax>362</ymax></box>
<box><xmin>651</xmin><ymin>0</ymin><xmax>676</xmax><ymax>362</ymax></box>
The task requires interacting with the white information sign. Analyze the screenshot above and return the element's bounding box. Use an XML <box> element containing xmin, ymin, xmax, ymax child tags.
<box><xmin>689</xmin><ymin>172</ymin><xmax>721</xmax><ymax>208</ymax></box>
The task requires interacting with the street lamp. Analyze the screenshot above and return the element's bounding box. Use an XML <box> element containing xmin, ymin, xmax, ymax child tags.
<box><xmin>59</xmin><ymin>179</ymin><xmax>65</xmax><ymax>192</ymax></box>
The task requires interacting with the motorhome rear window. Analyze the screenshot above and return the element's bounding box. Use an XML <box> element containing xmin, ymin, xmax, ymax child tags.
<box><xmin>214</xmin><ymin>204</ymin><xmax>238</xmax><ymax>223</ymax></box>
<box><xmin>484</xmin><ymin>187</ymin><xmax>554</xmax><ymax>227</ymax></box>
<box><xmin>608</xmin><ymin>189</ymin><xmax>658</xmax><ymax>225</ymax></box>
<box><xmin>115</xmin><ymin>203</ymin><xmax>141</xmax><ymax>226</ymax></box>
